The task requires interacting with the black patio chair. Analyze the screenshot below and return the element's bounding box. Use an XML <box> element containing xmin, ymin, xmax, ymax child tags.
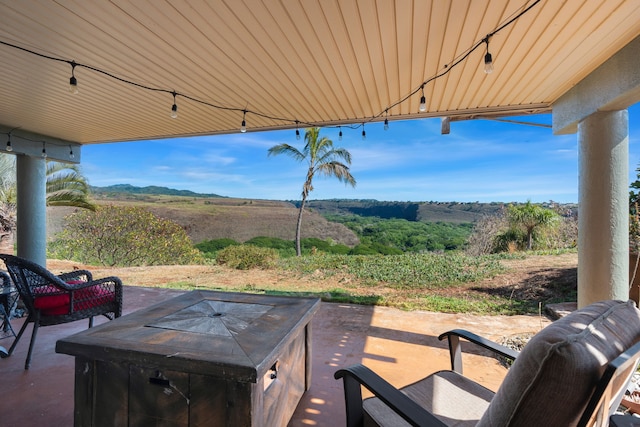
<box><xmin>0</xmin><ymin>270</ymin><xmax>17</xmax><ymax>355</ymax></box>
<box><xmin>0</xmin><ymin>254</ymin><xmax>123</xmax><ymax>369</ymax></box>
<box><xmin>335</xmin><ymin>299</ymin><xmax>640</xmax><ymax>427</ymax></box>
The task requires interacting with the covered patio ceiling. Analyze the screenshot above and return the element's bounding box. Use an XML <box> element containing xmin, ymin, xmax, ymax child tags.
<box><xmin>1</xmin><ymin>0</ymin><xmax>639</xmax><ymax>146</ymax></box>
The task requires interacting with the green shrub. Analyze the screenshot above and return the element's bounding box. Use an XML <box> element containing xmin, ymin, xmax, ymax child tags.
<box><xmin>244</xmin><ymin>236</ymin><xmax>294</xmax><ymax>250</ymax></box>
<box><xmin>325</xmin><ymin>214</ymin><xmax>473</xmax><ymax>252</ymax></box>
<box><xmin>301</xmin><ymin>237</ymin><xmax>351</xmax><ymax>254</ymax></box>
<box><xmin>216</xmin><ymin>245</ymin><xmax>279</xmax><ymax>269</ymax></box>
<box><xmin>493</xmin><ymin>228</ymin><xmax>527</xmax><ymax>253</ymax></box>
<box><xmin>48</xmin><ymin>205</ymin><xmax>204</xmax><ymax>267</ymax></box>
<box><xmin>195</xmin><ymin>238</ymin><xmax>239</xmax><ymax>253</ymax></box>
<box><xmin>349</xmin><ymin>244</ymin><xmax>379</xmax><ymax>255</ymax></box>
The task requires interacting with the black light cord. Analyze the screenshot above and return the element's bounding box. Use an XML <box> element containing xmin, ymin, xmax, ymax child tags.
<box><xmin>376</xmin><ymin>0</ymin><xmax>542</xmax><ymax>123</ymax></box>
<box><xmin>0</xmin><ymin>0</ymin><xmax>541</xmax><ymax>134</ymax></box>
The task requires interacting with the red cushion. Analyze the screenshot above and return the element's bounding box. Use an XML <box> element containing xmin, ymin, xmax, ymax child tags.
<box><xmin>33</xmin><ymin>285</ymin><xmax>69</xmax><ymax>315</ymax></box>
<box><xmin>33</xmin><ymin>281</ymin><xmax>115</xmax><ymax>316</ymax></box>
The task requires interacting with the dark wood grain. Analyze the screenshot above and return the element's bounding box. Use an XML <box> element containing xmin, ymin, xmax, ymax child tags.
<box><xmin>57</xmin><ymin>291</ymin><xmax>320</xmax><ymax>427</ymax></box>
<box><xmin>94</xmin><ymin>360</ymin><xmax>129</xmax><ymax>427</ymax></box>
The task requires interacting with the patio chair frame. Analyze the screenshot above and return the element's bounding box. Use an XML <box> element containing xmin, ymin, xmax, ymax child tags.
<box><xmin>0</xmin><ymin>254</ymin><xmax>123</xmax><ymax>369</ymax></box>
<box><xmin>335</xmin><ymin>329</ymin><xmax>640</xmax><ymax>427</ymax></box>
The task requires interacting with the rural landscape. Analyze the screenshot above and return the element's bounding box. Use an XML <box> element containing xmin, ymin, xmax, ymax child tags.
<box><xmin>45</xmin><ymin>184</ymin><xmax>580</xmax><ymax>316</ymax></box>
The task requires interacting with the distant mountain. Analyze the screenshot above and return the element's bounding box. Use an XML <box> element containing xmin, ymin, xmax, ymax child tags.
<box><xmin>91</xmin><ymin>184</ymin><xmax>226</xmax><ymax>198</ymax></box>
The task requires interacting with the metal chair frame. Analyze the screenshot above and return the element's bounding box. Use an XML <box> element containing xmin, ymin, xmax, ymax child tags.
<box><xmin>0</xmin><ymin>254</ymin><xmax>123</xmax><ymax>369</ymax></box>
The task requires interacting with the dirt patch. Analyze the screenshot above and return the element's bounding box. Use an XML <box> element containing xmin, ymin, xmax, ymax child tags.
<box><xmin>469</xmin><ymin>253</ymin><xmax>577</xmax><ymax>302</ymax></box>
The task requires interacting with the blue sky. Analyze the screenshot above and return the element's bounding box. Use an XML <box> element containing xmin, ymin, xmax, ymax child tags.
<box><xmin>81</xmin><ymin>104</ymin><xmax>640</xmax><ymax>204</ymax></box>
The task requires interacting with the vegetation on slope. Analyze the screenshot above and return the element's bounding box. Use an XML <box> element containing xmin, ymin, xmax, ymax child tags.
<box><xmin>325</xmin><ymin>214</ymin><xmax>473</xmax><ymax>252</ymax></box>
<box><xmin>45</xmin><ymin>185</ymin><xmax>579</xmax><ymax>315</ymax></box>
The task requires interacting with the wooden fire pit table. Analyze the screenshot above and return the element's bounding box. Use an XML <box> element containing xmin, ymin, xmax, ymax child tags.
<box><xmin>56</xmin><ymin>290</ymin><xmax>320</xmax><ymax>427</ymax></box>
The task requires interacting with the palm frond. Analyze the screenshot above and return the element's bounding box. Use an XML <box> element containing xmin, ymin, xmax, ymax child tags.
<box><xmin>46</xmin><ymin>190</ymin><xmax>97</xmax><ymax>211</ymax></box>
<box><xmin>315</xmin><ymin>162</ymin><xmax>357</xmax><ymax>187</ymax></box>
<box><xmin>268</xmin><ymin>144</ymin><xmax>306</xmax><ymax>162</ymax></box>
<box><xmin>0</xmin><ymin>154</ymin><xmax>16</xmax><ymax>198</ymax></box>
<box><xmin>45</xmin><ymin>161</ymin><xmax>96</xmax><ymax>210</ymax></box>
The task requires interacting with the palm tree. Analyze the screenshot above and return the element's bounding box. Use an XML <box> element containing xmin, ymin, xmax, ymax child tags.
<box><xmin>0</xmin><ymin>154</ymin><xmax>96</xmax><ymax>253</ymax></box>
<box><xmin>268</xmin><ymin>127</ymin><xmax>356</xmax><ymax>256</ymax></box>
<box><xmin>507</xmin><ymin>201</ymin><xmax>558</xmax><ymax>250</ymax></box>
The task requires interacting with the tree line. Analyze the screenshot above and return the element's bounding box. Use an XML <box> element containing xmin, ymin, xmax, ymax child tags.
<box><xmin>0</xmin><ymin>126</ymin><xmax>580</xmax><ymax>268</ymax></box>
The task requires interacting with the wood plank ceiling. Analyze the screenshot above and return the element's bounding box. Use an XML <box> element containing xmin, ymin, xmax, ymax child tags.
<box><xmin>0</xmin><ymin>0</ymin><xmax>639</xmax><ymax>144</ymax></box>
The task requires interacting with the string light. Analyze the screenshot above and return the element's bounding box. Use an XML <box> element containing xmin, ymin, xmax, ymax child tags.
<box><xmin>419</xmin><ymin>85</ymin><xmax>427</xmax><ymax>112</ymax></box>
<box><xmin>240</xmin><ymin>110</ymin><xmax>247</xmax><ymax>133</ymax></box>
<box><xmin>484</xmin><ymin>38</ymin><xmax>494</xmax><ymax>74</ymax></box>
<box><xmin>0</xmin><ymin>130</ymin><xmax>82</xmax><ymax>160</ymax></box>
<box><xmin>295</xmin><ymin>120</ymin><xmax>300</xmax><ymax>140</ymax></box>
<box><xmin>69</xmin><ymin>61</ymin><xmax>78</xmax><ymax>94</ymax></box>
<box><xmin>0</xmin><ymin>0</ymin><xmax>541</xmax><ymax>140</ymax></box>
<box><xmin>384</xmin><ymin>110</ymin><xmax>389</xmax><ymax>131</ymax></box>
<box><xmin>170</xmin><ymin>91</ymin><xmax>178</xmax><ymax>118</ymax></box>
<box><xmin>381</xmin><ymin>0</ymin><xmax>541</xmax><ymax>126</ymax></box>
<box><xmin>361</xmin><ymin>123</ymin><xmax>366</xmax><ymax>140</ymax></box>
<box><xmin>338</xmin><ymin>127</ymin><xmax>342</xmax><ymax>141</ymax></box>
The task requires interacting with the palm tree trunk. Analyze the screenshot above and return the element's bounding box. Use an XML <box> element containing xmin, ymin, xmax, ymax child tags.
<box><xmin>295</xmin><ymin>195</ymin><xmax>307</xmax><ymax>256</ymax></box>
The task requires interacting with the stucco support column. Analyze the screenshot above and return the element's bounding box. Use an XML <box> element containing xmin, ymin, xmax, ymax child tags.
<box><xmin>16</xmin><ymin>155</ymin><xmax>47</xmax><ymax>266</ymax></box>
<box><xmin>578</xmin><ymin>110</ymin><xmax>629</xmax><ymax>307</ymax></box>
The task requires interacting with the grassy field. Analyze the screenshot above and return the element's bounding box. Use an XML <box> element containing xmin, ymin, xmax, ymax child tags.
<box><xmin>49</xmin><ymin>251</ymin><xmax>578</xmax><ymax>316</ymax></box>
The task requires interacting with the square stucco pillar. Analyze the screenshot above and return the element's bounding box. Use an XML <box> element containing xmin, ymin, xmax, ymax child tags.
<box><xmin>16</xmin><ymin>155</ymin><xmax>47</xmax><ymax>266</ymax></box>
<box><xmin>578</xmin><ymin>110</ymin><xmax>629</xmax><ymax>307</ymax></box>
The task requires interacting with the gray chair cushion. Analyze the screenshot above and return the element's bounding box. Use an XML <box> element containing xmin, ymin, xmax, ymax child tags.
<box><xmin>478</xmin><ymin>299</ymin><xmax>640</xmax><ymax>427</ymax></box>
<box><xmin>363</xmin><ymin>370</ymin><xmax>494</xmax><ymax>427</ymax></box>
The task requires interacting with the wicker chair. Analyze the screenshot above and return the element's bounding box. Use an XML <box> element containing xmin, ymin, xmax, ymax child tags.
<box><xmin>0</xmin><ymin>270</ymin><xmax>16</xmax><ymax>356</ymax></box>
<box><xmin>335</xmin><ymin>300</ymin><xmax>640</xmax><ymax>427</ymax></box>
<box><xmin>0</xmin><ymin>254</ymin><xmax>123</xmax><ymax>369</ymax></box>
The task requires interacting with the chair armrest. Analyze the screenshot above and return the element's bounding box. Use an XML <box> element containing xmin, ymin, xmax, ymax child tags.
<box><xmin>58</xmin><ymin>269</ymin><xmax>93</xmax><ymax>282</ymax></box>
<box><xmin>0</xmin><ymin>271</ymin><xmax>11</xmax><ymax>287</ymax></box>
<box><xmin>438</xmin><ymin>329</ymin><xmax>519</xmax><ymax>374</ymax></box>
<box><xmin>65</xmin><ymin>276</ymin><xmax>122</xmax><ymax>288</ymax></box>
<box><xmin>609</xmin><ymin>414</ymin><xmax>640</xmax><ymax>427</ymax></box>
<box><xmin>64</xmin><ymin>276</ymin><xmax>123</xmax><ymax>317</ymax></box>
<box><xmin>335</xmin><ymin>364</ymin><xmax>447</xmax><ymax>427</ymax></box>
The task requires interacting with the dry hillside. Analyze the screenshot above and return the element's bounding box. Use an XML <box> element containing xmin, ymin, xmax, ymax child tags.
<box><xmin>47</xmin><ymin>196</ymin><xmax>360</xmax><ymax>246</ymax></box>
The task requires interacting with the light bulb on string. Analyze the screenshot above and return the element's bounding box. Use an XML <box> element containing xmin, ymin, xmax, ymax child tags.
<box><xmin>6</xmin><ymin>134</ymin><xmax>12</xmax><ymax>152</ymax></box>
<box><xmin>338</xmin><ymin>127</ymin><xmax>343</xmax><ymax>141</ymax></box>
<box><xmin>69</xmin><ymin>61</ymin><xmax>78</xmax><ymax>94</ymax></box>
<box><xmin>384</xmin><ymin>110</ymin><xmax>389</xmax><ymax>131</ymax></box>
<box><xmin>484</xmin><ymin>38</ymin><xmax>494</xmax><ymax>74</ymax></box>
<box><xmin>240</xmin><ymin>110</ymin><xmax>247</xmax><ymax>133</ymax></box>
<box><xmin>295</xmin><ymin>121</ymin><xmax>300</xmax><ymax>140</ymax></box>
<box><xmin>0</xmin><ymin>5</ymin><xmax>540</xmax><ymax>150</ymax></box>
<box><xmin>419</xmin><ymin>85</ymin><xmax>427</xmax><ymax>112</ymax></box>
<box><xmin>69</xmin><ymin>145</ymin><xmax>75</xmax><ymax>159</ymax></box>
<box><xmin>361</xmin><ymin>123</ymin><xmax>366</xmax><ymax>140</ymax></box>
<box><xmin>170</xmin><ymin>92</ymin><xmax>178</xmax><ymax>118</ymax></box>
<box><xmin>41</xmin><ymin>142</ymin><xmax>47</xmax><ymax>159</ymax></box>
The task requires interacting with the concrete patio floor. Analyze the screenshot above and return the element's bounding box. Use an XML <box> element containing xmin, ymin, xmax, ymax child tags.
<box><xmin>0</xmin><ymin>286</ymin><xmax>552</xmax><ymax>427</ymax></box>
